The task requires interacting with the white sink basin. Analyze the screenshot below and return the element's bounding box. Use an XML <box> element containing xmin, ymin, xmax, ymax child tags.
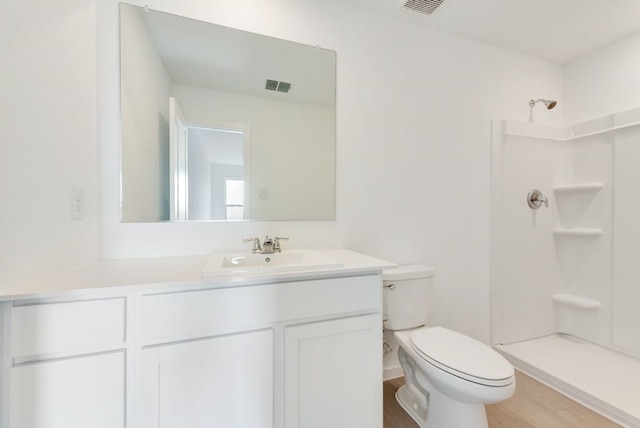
<box><xmin>202</xmin><ymin>249</ymin><xmax>343</xmax><ymax>278</ymax></box>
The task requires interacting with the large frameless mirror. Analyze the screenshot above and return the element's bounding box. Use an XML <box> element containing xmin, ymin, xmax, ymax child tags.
<box><xmin>119</xmin><ymin>3</ymin><xmax>336</xmax><ymax>222</ymax></box>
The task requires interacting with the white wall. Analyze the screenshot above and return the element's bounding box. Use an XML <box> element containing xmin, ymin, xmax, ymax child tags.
<box><xmin>98</xmin><ymin>0</ymin><xmax>563</xmax><ymax>342</ymax></box>
<box><xmin>0</xmin><ymin>0</ymin><xmax>100</xmax><ymax>290</ymax></box>
<box><xmin>564</xmin><ymin>31</ymin><xmax>640</xmax><ymax>125</ymax></box>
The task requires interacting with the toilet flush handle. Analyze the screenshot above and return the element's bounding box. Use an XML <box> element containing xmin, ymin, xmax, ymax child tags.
<box><xmin>384</xmin><ymin>283</ymin><xmax>396</xmax><ymax>290</ymax></box>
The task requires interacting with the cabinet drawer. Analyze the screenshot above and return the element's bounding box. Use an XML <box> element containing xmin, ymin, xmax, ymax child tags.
<box><xmin>11</xmin><ymin>298</ymin><xmax>126</xmax><ymax>358</ymax></box>
<box><xmin>140</xmin><ymin>275</ymin><xmax>381</xmax><ymax>345</ymax></box>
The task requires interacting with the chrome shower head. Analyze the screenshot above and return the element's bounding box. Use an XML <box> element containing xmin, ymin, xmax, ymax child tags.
<box><xmin>529</xmin><ymin>99</ymin><xmax>557</xmax><ymax>109</ymax></box>
<box><xmin>528</xmin><ymin>98</ymin><xmax>558</xmax><ymax>123</ymax></box>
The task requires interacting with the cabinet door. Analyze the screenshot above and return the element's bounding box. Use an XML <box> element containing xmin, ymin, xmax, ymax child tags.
<box><xmin>9</xmin><ymin>351</ymin><xmax>125</xmax><ymax>428</ymax></box>
<box><xmin>137</xmin><ymin>329</ymin><xmax>273</xmax><ymax>428</ymax></box>
<box><xmin>285</xmin><ymin>314</ymin><xmax>382</xmax><ymax>428</ymax></box>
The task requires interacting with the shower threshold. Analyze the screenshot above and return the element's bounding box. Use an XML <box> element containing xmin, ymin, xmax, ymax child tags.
<box><xmin>495</xmin><ymin>334</ymin><xmax>640</xmax><ymax>427</ymax></box>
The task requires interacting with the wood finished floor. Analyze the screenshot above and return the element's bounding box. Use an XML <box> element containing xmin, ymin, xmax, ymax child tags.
<box><xmin>383</xmin><ymin>371</ymin><xmax>622</xmax><ymax>428</ymax></box>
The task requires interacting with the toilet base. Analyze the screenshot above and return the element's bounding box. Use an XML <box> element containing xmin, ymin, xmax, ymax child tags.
<box><xmin>395</xmin><ymin>385</ymin><xmax>428</xmax><ymax>425</ymax></box>
<box><xmin>396</xmin><ymin>382</ymin><xmax>489</xmax><ymax>428</ymax></box>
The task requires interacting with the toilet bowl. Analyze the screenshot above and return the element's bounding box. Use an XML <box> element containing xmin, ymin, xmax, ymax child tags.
<box><xmin>383</xmin><ymin>265</ymin><xmax>515</xmax><ymax>428</ymax></box>
<box><xmin>394</xmin><ymin>327</ymin><xmax>515</xmax><ymax>428</ymax></box>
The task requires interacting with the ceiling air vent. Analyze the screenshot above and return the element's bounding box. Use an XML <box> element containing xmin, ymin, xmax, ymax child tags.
<box><xmin>265</xmin><ymin>79</ymin><xmax>278</xmax><ymax>91</ymax></box>
<box><xmin>265</xmin><ymin>79</ymin><xmax>292</xmax><ymax>93</ymax></box>
<box><xmin>401</xmin><ymin>0</ymin><xmax>445</xmax><ymax>15</ymax></box>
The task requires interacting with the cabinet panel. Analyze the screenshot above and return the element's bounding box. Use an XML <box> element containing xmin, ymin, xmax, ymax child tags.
<box><xmin>10</xmin><ymin>352</ymin><xmax>125</xmax><ymax>428</ymax></box>
<box><xmin>285</xmin><ymin>314</ymin><xmax>382</xmax><ymax>428</ymax></box>
<box><xmin>140</xmin><ymin>275</ymin><xmax>380</xmax><ymax>344</ymax></box>
<box><xmin>137</xmin><ymin>329</ymin><xmax>273</xmax><ymax>428</ymax></box>
<box><xmin>11</xmin><ymin>298</ymin><xmax>125</xmax><ymax>358</ymax></box>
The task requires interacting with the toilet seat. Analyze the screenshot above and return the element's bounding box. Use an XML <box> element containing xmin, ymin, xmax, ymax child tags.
<box><xmin>410</xmin><ymin>327</ymin><xmax>514</xmax><ymax>387</ymax></box>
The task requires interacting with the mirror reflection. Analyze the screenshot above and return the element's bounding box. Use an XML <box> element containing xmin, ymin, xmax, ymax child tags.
<box><xmin>119</xmin><ymin>3</ymin><xmax>336</xmax><ymax>222</ymax></box>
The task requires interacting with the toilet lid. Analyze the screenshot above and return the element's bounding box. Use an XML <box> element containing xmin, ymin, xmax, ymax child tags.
<box><xmin>410</xmin><ymin>327</ymin><xmax>514</xmax><ymax>387</ymax></box>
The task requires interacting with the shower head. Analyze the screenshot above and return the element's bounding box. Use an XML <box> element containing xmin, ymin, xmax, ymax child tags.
<box><xmin>529</xmin><ymin>99</ymin><xmax>557</xmax><ymax>110</ymax></box>
<box><xmin>528</xmin><ymin>98</ymin><xmax>558</xmax><ymax>123</ymax></box>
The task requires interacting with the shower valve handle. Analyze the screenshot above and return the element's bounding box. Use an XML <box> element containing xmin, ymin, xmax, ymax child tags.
<box><xmin>527</xmin><ymin>189</ymin><xmax>549</xmax><ymax>209</ymax></box>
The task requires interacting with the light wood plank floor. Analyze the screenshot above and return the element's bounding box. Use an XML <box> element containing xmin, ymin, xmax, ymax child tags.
<box><xmin>384</xmin><ymin>371</ymin><xmax>622</xmax><ymax>427</ymax></box>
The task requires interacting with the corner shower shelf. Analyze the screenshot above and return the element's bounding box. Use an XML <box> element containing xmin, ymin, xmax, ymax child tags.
<box><xmin>553</xmin><ymin>228</ymin><xmax>603</xmax><ymax>237</ymax></box>
<box><xmin>553</xmin><ymin>293</ymin><xmax>602</xmax><ymax>310</ymax></box>
<box><xmin>553</xmin><ymin>182</ymin><xmax>603</xmax><ymax>195</ymax></box>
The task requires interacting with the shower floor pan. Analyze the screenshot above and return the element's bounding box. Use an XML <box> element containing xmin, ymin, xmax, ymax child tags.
<box><xmin>496</xmin><ymin>334</ymin><xmax>640</xmax><ymax>427</ymax></box>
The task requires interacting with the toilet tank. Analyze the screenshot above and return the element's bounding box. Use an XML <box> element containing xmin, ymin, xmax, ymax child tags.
<box><xmin>383</xmin><ymin>265</ymin><xmax>435</xmax><ymax>331</ymax></box>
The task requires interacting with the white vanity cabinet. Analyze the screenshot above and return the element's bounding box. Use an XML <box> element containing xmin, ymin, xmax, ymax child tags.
<box><xmin>5</xmin><ymin>298</ymin><xmax>126</xmax><ymax>428</ymax></box>
<box><xmin>0</xmin><ymin>254</ymin><xmax>388</xmax><ymax>428</ymax></box>
<box><xmin>136</xmin><ymin>274</ymin><xmax>383</xmax><ymax>428</ymax></box>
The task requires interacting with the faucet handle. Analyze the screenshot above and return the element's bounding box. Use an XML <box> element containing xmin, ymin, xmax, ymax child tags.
<box><xmin>243</xmin><ymin>237</ymin><xmax>262</xmax><ymax>253</ymax></box>
<box><xmin>273</xmin><ymin>237</ymin><xmax>289</xmax><ymax>252</ymax></box>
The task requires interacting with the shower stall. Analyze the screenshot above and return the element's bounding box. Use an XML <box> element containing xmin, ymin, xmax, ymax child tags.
<box><xmin>490</xmin><ymin>106</ymin><xmax>640</xmax><ymax>427</ymax></box>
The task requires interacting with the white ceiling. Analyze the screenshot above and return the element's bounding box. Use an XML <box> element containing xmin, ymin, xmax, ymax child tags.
<box><xmin>132</xmin><ymin>0</ymin><xmax>640</xmax><ymax>107</ymax></box>
<box><xmin>340</xmin><ymin>0</ymin><xmax>640</xmax><ymax>64</ymax></box>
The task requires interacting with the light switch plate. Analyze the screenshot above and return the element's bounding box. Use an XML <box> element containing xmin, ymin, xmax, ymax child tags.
<box><xmin>70</xmin><ymin>186</ymin><xmax>84</xmax><ymax>220</ymax></box>
<box><xmin>257</xmin><ymin>188</ymin><xmax>270</xmax><ymax>200</ymax></box>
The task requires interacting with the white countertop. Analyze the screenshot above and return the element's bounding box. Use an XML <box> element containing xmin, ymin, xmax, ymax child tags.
<box><xmin>0</xmin><ymin>249</ymin><xmax>396</xmax><ymax>302</ymax></box>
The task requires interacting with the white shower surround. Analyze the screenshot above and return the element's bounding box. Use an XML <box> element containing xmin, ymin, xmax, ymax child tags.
<box><xmin>491</xmin><ymin>107</ymin><xmax>640</xmax><ymax>425</ymax></box>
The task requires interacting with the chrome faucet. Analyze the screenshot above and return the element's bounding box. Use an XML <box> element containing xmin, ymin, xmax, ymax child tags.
<box><xmin>262</xmin><ymin>236</ymin><xmax>275</xmax><ymax>254</ymax></box>
<box><xmin>244</xmin><ymin>236</ymin><xmax>289</xmax><ymax>254</ymax></box>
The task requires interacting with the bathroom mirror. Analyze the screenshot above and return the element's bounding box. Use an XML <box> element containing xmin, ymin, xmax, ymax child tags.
<box><xmin>119</xmin><ymin>3</ymin><xmax>336</xmax><ymax>222</ymax></box>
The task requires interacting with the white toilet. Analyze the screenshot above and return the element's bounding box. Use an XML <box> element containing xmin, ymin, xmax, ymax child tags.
<box><xmin>383</xmin><ymin>265</ymin><xmax>515</xmax><ymax>428</ymax></box>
